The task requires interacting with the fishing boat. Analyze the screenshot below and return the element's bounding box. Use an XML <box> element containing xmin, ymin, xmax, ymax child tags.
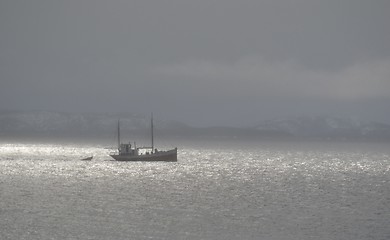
<box><xmin>109</xmin><ymin>115</ymin><xmax>177</xmax><ymax>162</ymax></box>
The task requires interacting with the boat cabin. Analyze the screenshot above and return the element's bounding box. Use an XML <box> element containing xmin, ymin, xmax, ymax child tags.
<box><xmin>119</xmin><ymin>143</ymin><xmax>138</xmax><ymax>156</ymax></box>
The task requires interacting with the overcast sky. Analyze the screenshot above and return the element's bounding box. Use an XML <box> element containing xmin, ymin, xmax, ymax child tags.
<box><xmin>1</xmin><ymin>0</ymin><xmax>389</xmax><ymax>126</ymax></box>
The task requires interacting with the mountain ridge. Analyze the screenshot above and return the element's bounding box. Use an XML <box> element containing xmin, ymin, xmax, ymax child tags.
<box><xmin>1</xmin><ymin>110</ymin><xmax>389</xmax><ymax>141</ymax></box>
<box><xmin>253</xmin><ymin>115</ymin><xmax>390</xmax><ymax>140</ymax></box>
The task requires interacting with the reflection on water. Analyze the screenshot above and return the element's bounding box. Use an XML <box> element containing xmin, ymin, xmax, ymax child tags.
<box><xmin>0</xmin><ymin>141</ymin><xmax>389</xmax><ymax>240</ymax></box>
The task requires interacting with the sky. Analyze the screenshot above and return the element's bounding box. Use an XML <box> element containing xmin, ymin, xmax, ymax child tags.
<box><xmin>1</xmin><ymin>0</ymin><xmax>390</xmax><ymax>126</ymax></box>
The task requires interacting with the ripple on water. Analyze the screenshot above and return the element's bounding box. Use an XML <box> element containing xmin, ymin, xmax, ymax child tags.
<box><xmin>0</xmin><ymin>141</ymin><xmax>389</xmax><ymax>240</ymax></box>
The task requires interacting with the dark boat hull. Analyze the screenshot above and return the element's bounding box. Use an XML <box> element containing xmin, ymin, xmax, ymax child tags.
<box><xmin>110</xmin><ymin>148</ymin><xmax>177</xmax><ymax>162</ymax></box>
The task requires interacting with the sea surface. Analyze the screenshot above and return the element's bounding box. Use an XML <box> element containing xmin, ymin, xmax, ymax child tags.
<box><xmin>0</xmin><ymin>139</ymin><xmax>389</xmax><ymax>240</ymax></box>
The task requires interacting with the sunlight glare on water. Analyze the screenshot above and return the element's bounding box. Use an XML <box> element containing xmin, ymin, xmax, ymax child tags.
<box><xmin>0</xmin><ymin>141</ymin><xmax>389</xmax><ymax>240</ymax></box>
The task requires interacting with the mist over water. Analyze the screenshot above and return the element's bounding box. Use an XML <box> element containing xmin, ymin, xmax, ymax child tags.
<box><xmin>1</xmin><ymin>139</ymin><xmax>389</xmax><ymax>240</ymax></box>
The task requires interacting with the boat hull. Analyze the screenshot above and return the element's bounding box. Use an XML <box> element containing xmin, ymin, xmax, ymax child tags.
<box><xmin>110</xmin><ymin>148</ymin><xmax>177</xmax><ymax>162</ymax></box>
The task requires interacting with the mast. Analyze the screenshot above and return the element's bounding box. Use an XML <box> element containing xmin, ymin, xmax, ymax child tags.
<box><xmin>151</xmin><ymin>113</ymin><xmax>154</xmax><ymax>151</ymax></box>
<box><xmin>117</xmin><ymin>119</ymin><xmax>121</xmax><ymax>150</ymax></box>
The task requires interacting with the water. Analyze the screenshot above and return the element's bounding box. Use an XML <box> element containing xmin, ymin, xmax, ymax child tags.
<box><xmin>0</xmin><ymin>140</ymin><xmax>389</xmax><ymax>240</ymax></box>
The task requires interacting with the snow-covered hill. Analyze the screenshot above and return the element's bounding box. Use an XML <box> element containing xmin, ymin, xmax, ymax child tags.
<box><xmin>254</xmin><ymin>116</ymin><xmax>390</xmax><ymax>140</ymax></box>
<box><xmin>1</xmin><ymin>111</ymin><xmax>389</xmax><ymax>141</ymax></box>
<box><xmin>0</xmin><ymin>110</ymin><xmax>185</xmax><ymax>138</ymax></box>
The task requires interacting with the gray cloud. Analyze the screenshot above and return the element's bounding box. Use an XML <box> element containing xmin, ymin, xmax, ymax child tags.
<box><xmin>1</xmin><ymin>0</ymin><xmax>389</xmax><ymax>126</ymax></box>
<box><xmin>151</xmin><ymin>57</ymin><xmax>390</xmax><ymax>99</ymax></box>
